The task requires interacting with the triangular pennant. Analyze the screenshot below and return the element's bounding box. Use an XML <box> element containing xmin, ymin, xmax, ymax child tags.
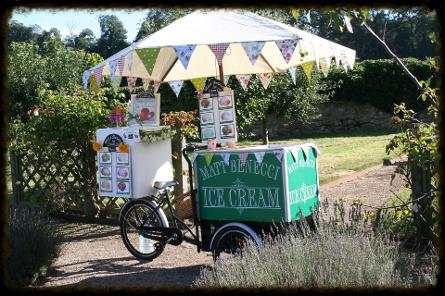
<box><xmin>191</xmin><ymin>153</ymin><xmax>198</xmax><ymax>164</ymax></box>
<box><xmin>240</xmin><ymin>152</ymin><xmax>248</xmax><ymax>165</ymax></box>
<box><xmin>142</xmin><ymin>78</ymin><xmax>151</xmax><ymax>91</ymax></box>
<box><xmin>135</xmin><ymin>48</ymin><xmax>160</xmax><ymax>75</ymax></box>
<box><xmin>109</xmin><ymin>59</ymin><xmax>118</xmax><ymax>82</ymax></box>
<box><xmin>174</xmin><ymin>45</ymin><xmax>197</xmax><ymax>70</ymax></box>
<box><xmin>153</xmin><ymin>81</ymin><xmax>161</xmax><ymax>94</ymax></box>
<box><xmin>82</xmin><ymin>70</ymin><xmax>91</xmax><ymax>89</ymax></box>
<box><xmin>258</xmin><ymin>73</ymin><xmax>273</xmax><ymax>90</ymax></box>
<box><xmin>127</xmin><ymin>51</ymin><xmax>133</xmax><ymax>72</ymax></box>
<box><xmin>334</xmin><ymin>51</ymin><xmax>341</xmax><ymax>67</ymax></box>
<box><xmin>117</xmin><ymin>56</ymin><xmax>125</xmax><ymax>75</ymax></box>
<box><xmin>223</xmin><ymin>75</ymin><xmax>231</xmax><ymax>86</ymax></box>
<box><xmin>273</xmin><ymin>150</ymin><xmax>284</xmax><ymax>162</ymax></box>
<box><xmin>127</xmin><ymin>76</ymin><xmax>137</xmax><ymax>93</ymax></box>
<box><xmin>301</xmin><ymin>145</ymin><xmax>310</xmax><ymax>160</ymax></box>
<box><xmin>275</xmin><ymin>39</ymin><xmax>299</xmax><ymax>63</ymax></box>
<box><xmin>306</xmin><ymin>11</ymin><xmax>311</xmax><ymax>23</ymax></box>
<box><xmin>191</xmin><ymin>78</ymin><xmax>206</xmax><ymax>94</ymax></box>
<box><xmin>222</xmin><ymin>153</ymin><xmax>231</xmax><ymax>166</ymax></box>
<box><xmin>235</xmin><ymin>74</ymin><xmax>252</xmax><ymax>91</ymax></box>
<box><xmin>288</xmin><ymin>147</ymin><xmax>300</xmax><ymax>162</ymax></box>
<box><xmin>241</xmin><ymin>41</ymin><xmax>265</xmax><ymax>65</ymax></box>
<box><xmin>112</xmin><ymin>76</ymin><xmax>122</xmax><ymax>92</ymax></box>
<box><xmin>288</xmin><ymin>67</ymin><xmax>297</xmax><ymax>85</ymax></box>
<box><xmin>204</xmin><ymin>152</ymin><xmax>214</xmax><ymax>166</ymax></box>
<box><xmin>254</xmin><ymin>151</ymin><xmax>266</xmax><ymax>164</ymax></box>
<box><xmin>93</xmin><ymin>66</ymin><xmax>104</xmax><ymax>87</ymax></box>
<box><xmin>319</xmin><ymin>58</ymin><xmax>329</xmax><ymax>77</ymax></box>
<box><xmin>343</xmin><ymin>15</ymin><xmax>353</xmax><ymax>33</ymax></box>
<box><xmin>89</xmin><ymin>75</ymin><xmax>100</xmax><ymax>93</ymax></box>
<box><xmin>208</xmin><ymin>43</ymin><xmax>229</xmax><ymax>65</ymax></box>
<box><xmin>168</xmin><ymin>80</ymin><xmax>184</xmax><ymax>97</ymax></box>
<box><xmin>301</xmin><ymin>62</ymin><xmax>313</xmax><ymax>82</ymax></box>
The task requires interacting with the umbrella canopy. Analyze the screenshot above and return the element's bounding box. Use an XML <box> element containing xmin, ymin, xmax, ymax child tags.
<box><xmin>85</xmin><ymin>9</ymin><xmax>355</xmax><ymax>87</ymax></box>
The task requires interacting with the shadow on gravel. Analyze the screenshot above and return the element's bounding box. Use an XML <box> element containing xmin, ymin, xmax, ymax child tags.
<box><xmin>47</xmin><ymin>258</ymin><xmax>206</xmax><ymax>288</ymax></box>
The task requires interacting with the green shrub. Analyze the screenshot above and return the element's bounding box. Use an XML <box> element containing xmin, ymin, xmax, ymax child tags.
<box><xmin>6</xmin><ymin>206</ymin><xmax>62</xmax><ymax>287</ymax></box>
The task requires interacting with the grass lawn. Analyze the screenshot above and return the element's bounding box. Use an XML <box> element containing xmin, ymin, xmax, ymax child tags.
<box><xmin>239</xmin><ymin>130</ymin><xmax>399</xmax><ymax>185</ymax></box>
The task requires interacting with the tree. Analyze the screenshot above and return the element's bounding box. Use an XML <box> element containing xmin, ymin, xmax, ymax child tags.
<box><xmin>7</xmin><ymin>20</ymin><xmax>41</xmax><ymax>44</ymax></box>
<box><xmin>94</xmin><ymin>15</ymin><xmax>128</xmax><ymax>58</ymax></box>
<box><xmin>72</xmin><ymin>29</ymin><xmax>97</xmax><ymax>52</ymax></box>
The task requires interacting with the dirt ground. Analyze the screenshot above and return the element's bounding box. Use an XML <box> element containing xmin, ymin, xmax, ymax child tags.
<box><xmin>41</xmin><ymin>162</ymin><xmax>406</xmax><ymax>289</ymax></box>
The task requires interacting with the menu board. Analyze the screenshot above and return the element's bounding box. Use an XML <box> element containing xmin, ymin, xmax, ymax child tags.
<box><xmin>127</xmin><ymin>94</ymin><xmax>160</xmax><ymax>127</ymax></box>
<box><xmin>199</xmin><ymin>88</ymin><xmax>237</xmax><ymax>144</ymax></box>
<box><xmin>98</xmin><ymin>151</ymin><xmax>132</xmax><ymax>197</ymax></box>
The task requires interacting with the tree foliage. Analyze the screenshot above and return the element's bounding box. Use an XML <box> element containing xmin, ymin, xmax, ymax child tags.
<box><xmin>94</xmin><ymin>15</ymin><xmax>129</xmax><ymax>58</ymax></box>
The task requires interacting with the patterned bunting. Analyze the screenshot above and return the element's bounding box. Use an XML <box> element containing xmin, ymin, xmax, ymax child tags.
<box><xmin>142</xmin><ymin>78</ymin><xmax>151</xmax><ymax>91</ymax></box>
<box><xmin>208</xmin><ymin>43</ymin><xmax>229</xmax><ymax>65</ymax></box>
<box><xmin>127</xmin><ymin>76</ymin><xmax>137</xmax><ymax>93</ymax></box>
<box><xmin>153</xmin><ymin>81</ymin><xmax>161</xmax><ymax>94</ymax></box>
<box><xmin>288</xmin><ymin>67</ymin><xmax>297</xmax><ymax>85</ymax></box>
<box><xmin>241</xmin><ymin>41</ymin><xmax>265</xmax><ymax>65</ymax></box>
<box><xmin>112</xmin><ymin>76</ymin><xmax>122</xmax><ymax>92</ymax></box>
<box><xmin>191</xmin><ymin>78</ymin><xmax>206</xmax><ymax>94</ymax></box>
<box><xmin>89</xmin><ymin>75</ymin><xmax>100</xmax><ymax>93</ymax></box>
<box><xmin>168</xmin><ymin>80</ymin><xmax>184</xmax><ymax>97</ymax></box>
<box><xmin>117</xmin><ymin>56</ymin><xmax>125</xmax><ymax>75</ymax></box>
<box><xmin>275</xmin><ymin>39</ymin><xmax>299</xmax><ymax>63</ymax></box>
<box><xmin>204</xmin><ymin>152</ymin><xmax>214</xmax><ymax>166</ymax></box>
<box><xmin>258</xmin><ymin>73</ymin><xmax>273</xmax><ymax>89</ymax></box>
<box><xmin>109</xmin><ymin>59</ymin><xmax>118</xmax><ymax>82</ymax></box>
<box><xmin>273</xmin><ymin>150</ymin><xmax>284</xmax><ymax>162</ymax></box>
<box><xmin>301</xmin><ymin>62</ymin><xmax>313</xmax><ymax>82</ymax></box>
<box><xmin>235</xmin><ymin>74</ymin><xmax>252</xmax><ymax>91</ymax></box>
<box><xmin>93</xmin><ymin>66</ymin><xmax>104</xmax><ymax>87</ymax></box>
<box><xmin>222</xmin><ymin>153</ymin><xmax>231</xmax><ymax>165</ymax></box>
<box><xmin>135</xmin><ymin>48</ymin><xmax>161</xmax><ymax>75</ymax></box>
<box><xmin>127</xmin><ymin>51</ymin><xmax>133</xmax><ymax>72</ymax></box>
<box><xmin>174</xmin><ymin>45</ymin><xmax>197</xmax><ymax>69</ymax></box>
<box><xmin>254</xmin><ymin>151</ymin><xmax>266</xmax><ymax>164</ymax></box>
<box><xmin>82</xmin><ymin>70</ymin><xmax>91</xmax><ymax>89</ymax></box>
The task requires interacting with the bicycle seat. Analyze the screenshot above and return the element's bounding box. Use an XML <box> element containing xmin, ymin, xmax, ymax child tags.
<box><xmin>153</xmin><ymin>180</ymin><xmax>178</xmax><ymax>190</ymax></box>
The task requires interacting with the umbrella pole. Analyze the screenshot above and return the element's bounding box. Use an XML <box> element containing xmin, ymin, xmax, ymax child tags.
<box><xmin>218</xmin><ymin>64</ymin><xmax>224</xmax><ymax>83</ymax></box>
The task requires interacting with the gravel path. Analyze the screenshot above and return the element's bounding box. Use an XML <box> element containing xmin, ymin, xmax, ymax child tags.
<box><xmin>41</xmin><ymin>162</ymin><xmax>406</xmax><ymax>288</ymax></box>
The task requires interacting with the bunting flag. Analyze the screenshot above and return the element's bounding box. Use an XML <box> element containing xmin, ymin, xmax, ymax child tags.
<box><xmin>334</xmin><ymin>51</ymin><xmax>341</xmax><ymax>67</ymax></box>
<box><xmin>241</xmin><ymin>41</ymin><xmax>265</xmax><ymax>65</ymax></box>
<box><xmin>240</xmin><ymin>152</ymin><xmax>248</xmax><ymax>165</ymax></box>
<box><xmin>319</xmin><ymin>57</ymin><xmax>329</xmax><ymax>77</ymax></box>
<box><xmin>117</xmin><ymin>56</ymin><xmax>125</xmax><ymax>75</ymax></box>
<box><xmin>223</xmin><ymin>75</ymin><xmax>231</xmax><ymax>86</ymax></box>
<box><xmin>235</xmin><ymin>74</ymin><xmax>252</xmax><ymax>91</ymax></box>
<box><xmin>204</xmin><ymin>152</ymin><xmax>214</xmax><ymax>166</ymax></box>
<box><xmin>191</xmin><ymin>153</ymin><xmax>198</xmax><ymax>164</ymax></box>
<box><xmin>142</xmin><ymin>78</ymin><xmax>151</xmax><ymax>91</ymax></box>
<box><xmin>127</xmin><ymin>51</ymin><xmax>133</xmax><ymax>72</ymax></box>
<box><xmin>288</xmin><ymin>147</ymin><xmax>300</xmax><ymax>162</ymax></box>
<box><xmin>343</xmin><ymin>15</ymin><xmax>353</xmax><ymax>33</ymax></box>
<box><xmin>127</xmin><ymin>76</ymin><xmax>137</xmax><ymax>93</ymax></box>
<box><xmin>301</xmin><ymin>145</ymin><xmax>310</xmax><ymax>160</ymax></box>
<box><xmin>273</xmin><ymin>150</ymin><xmax>284</xmax><ymax>162</ymax></box>
<box><xmin>306</xmin><ymin>11</ymin><xmax>311</xmax><ymax>23</ymax></box>
<box><xmin>153</xmin><ymin>80</ymin><xmax>161</xmax><ymax>93</ymax></box>
<box><xmin>222</xmin><ymin>153</ymin><xmax>231</xmax><ymax>165</ymax></box>
<box><xmin>288</xmin><ymin>67</ymin><xmax>297</xmax><ymax>85</ymax></box>
<box><xmin>258</xmin><ymin>73</ymin><xmax>273</xmax><ymax>89</ymax></box>
<box><xmin>208</xmin><ymin>43</ymin><xmax>229</xmax><ymax>65</ymax></box>
<box><xmin>112</xmin><ymin>76</ymin><xmax>122</xmax><ymax>92</ymax></box>
<box><xmin>275</xmin><ymin>39</ymin><xmax>299</xmax><ymax>63</ymax></box>
<box><xmin>109</xmin><ymin>59</ymin><xmax>118</xmax><ymax>82</ymax></box>
<box><xmin>254</xmin><ymin>151</ymin><xmax>266</xmax><ymax>164</ymax></box>
<box><xmin>169</xmin><ymin>80</ymin><xmax>184</xmax><ymax>97</ymax></box>
<box><xmin>174</xmin><ymin>45</ymin><xmax>197</xmax><ymax>69</ymax></box>
<box><xmin>135</xmin><ymin>48</ymin><xmax>161</xmax><ymax>75</ymax></box>
<box><xmin>82</xmin><ymin>70</ymin><xmax>91</xmax><ymax>89</ymax></box>
<box><xmin>89</xmin><ymin>75</ymin><xmax>100</xmax><ymax>93</ymax></box>
<box><xmin>93</xmin><ymin>66</ymin><xmax>104</xmax><ymax>87</ymax></box>
<box><xmin>301</xmin><ymin>61</ymin><xmax>313</xmax><ymax>82</ymax></box>
<box><xmin>191</xmin><ymin>77</ymin><xmax>206</xmax><ymax>94</ymax></box>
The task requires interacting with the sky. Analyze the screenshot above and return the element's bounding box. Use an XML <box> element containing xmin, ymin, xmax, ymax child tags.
<box><xmin>10</xmin><ymin>8</ymin><xmax>153</xmax><ymax>43</ymax></box>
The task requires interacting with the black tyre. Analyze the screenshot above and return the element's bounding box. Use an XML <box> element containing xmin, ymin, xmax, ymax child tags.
<box><xmin>119</xmin><ymin>199</ymin><xmax>168</xmax><ymax>261</ymax></box>
<box><xmin>211</xmin><ymin>224</ymin><xmax>261</xmax><ymax>261</ymax></box>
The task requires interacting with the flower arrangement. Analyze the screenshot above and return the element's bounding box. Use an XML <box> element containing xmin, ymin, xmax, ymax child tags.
<box><xmin>109</xmin><ymin>107</ymin><xmax>126</xmax><ymax>127</ymax></box>
<box><xmin>92</xmin><ymin>141</ymin><xmax>102</xmax><ymax>152</ymax></box>
<box><xmin>118</xmin><ymin>142</ymin><xmax>129</xmax><ymax>153</ymax></box>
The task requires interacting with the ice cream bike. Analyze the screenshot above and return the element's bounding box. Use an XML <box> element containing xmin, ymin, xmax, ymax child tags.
<box><xmin>94</xmin><ymin>81</ymin><xmax>320</xmax><ymax>261</ymax></box>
